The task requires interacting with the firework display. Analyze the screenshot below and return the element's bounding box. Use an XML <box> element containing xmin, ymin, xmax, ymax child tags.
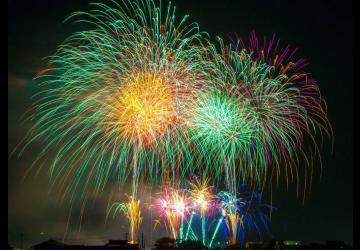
<box><xmin>14</xmin><ymin>0</ymin><xmax>332</xmax><ymax>247</ymax></box>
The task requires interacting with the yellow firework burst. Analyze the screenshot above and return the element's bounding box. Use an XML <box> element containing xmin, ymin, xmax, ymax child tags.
<box><xmin>104</xmin><ymin>71</ymin><xmax>177</xmax><ymax>145</ymax></box>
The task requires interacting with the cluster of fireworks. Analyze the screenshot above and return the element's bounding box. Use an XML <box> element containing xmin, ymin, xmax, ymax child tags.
<box><xmin>107</xmin><ymin>178</ymin><xmax>271</xmax><ymax>247</ymax></box>
<box><xmin>14</xmin><ymin>0</ymin><xmax>332</xmax><ymax>247</ymax></box>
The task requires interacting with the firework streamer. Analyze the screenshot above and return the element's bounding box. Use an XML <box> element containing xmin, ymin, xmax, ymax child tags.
<box><xmin>209</xmin><ymin>213</ymin><xmax>225</xmax><ymax>248</ymax></box>
<box><xmin>236</xmin><ymin>185</ymin><xmax>273</xmax><ymax>246</ymax></box>
<box><xmin>106</xmin><ymin>194</ymin><xmax>143</xmax><ymax>244</ymax></box>
<box><xmin>184</xmin><ymin>211</ymin><xmax>196</xmax><ymax>240</ymax></box>
<box><xmin>218</xmin><ymin>191</ymin><xmax>244</xmax><ymax>245</ymax></box>
<box><xmin>188</xmin><ymin>177</ymin><xmax>215</xmax><ymax>246</ymax></box>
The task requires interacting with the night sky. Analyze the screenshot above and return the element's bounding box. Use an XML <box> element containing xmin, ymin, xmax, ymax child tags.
<box><xmin>8</xmin><ymin>0</ymin><xmax>353</xmax><ymax>249</ymax></box>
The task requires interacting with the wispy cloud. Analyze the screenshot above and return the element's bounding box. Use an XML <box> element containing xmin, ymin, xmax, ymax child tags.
<box><xmin>8</xmin><ymin>72</ymin><xmax>30</xmax><ymax>88</ymax></box>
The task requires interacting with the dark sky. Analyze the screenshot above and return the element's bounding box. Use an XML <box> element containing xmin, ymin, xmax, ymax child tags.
<box><xmin>8</xmin><ymin>0</ymin><xmax>353</xmax><ymax>249</ymax></box>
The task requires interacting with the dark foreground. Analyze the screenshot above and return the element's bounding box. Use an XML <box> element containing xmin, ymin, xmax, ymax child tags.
<box><xmin>9</xmin><ymin>238</ymin><xmax>352</xmax><ymax>250</ymax></box>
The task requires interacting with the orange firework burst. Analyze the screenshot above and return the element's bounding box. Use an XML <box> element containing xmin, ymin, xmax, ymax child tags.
<box><xmin>104</xmin><ymin>71</ymin><xmax>177</xmax><ymax>146</ymax></box>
